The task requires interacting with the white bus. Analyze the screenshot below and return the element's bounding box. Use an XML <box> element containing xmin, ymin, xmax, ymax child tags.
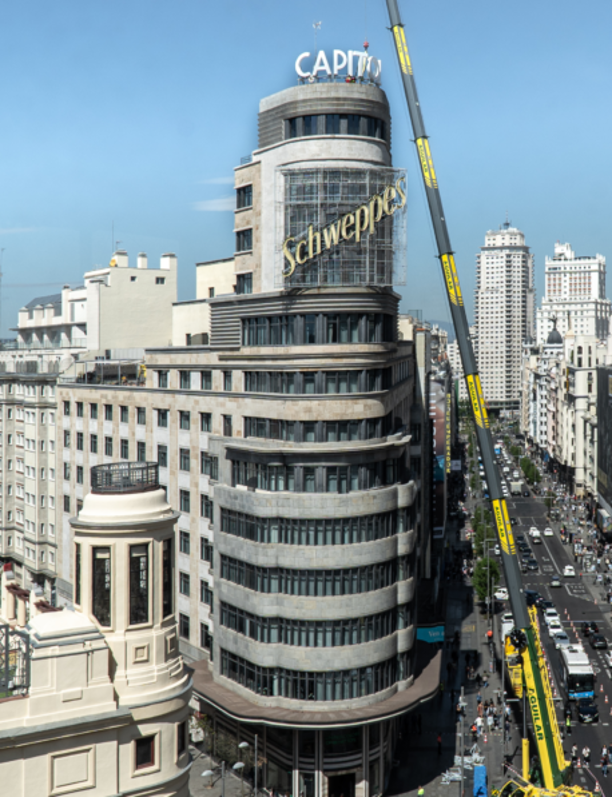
<box><xmin>559</xmin><ymin>645</ymin><xmax>595</xmax><ymax>700</ymax></box>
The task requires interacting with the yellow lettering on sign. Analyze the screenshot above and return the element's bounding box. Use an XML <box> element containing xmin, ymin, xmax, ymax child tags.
<box><xmin>447</xmin><ymin>254</ymin><xmax>464</xmax><ymax>307</ymax></box>
<box><xmin>466</xmin><ymin>375</ymin><xmax>483</xmax><ymax>428</ymax></box>
<box><xmin>441</xmin><ymin>254</ymin><xmax>457</xmax><ymax>305</ymax></box>
<box><xmin>392</xmin><ymin>26</ymin><xmax>412</xmax><ymax>75</ymax></box>
<box><xmin>474</xmin><ymin>374</ymin><xmax>489</xmax><ymax>428</ymax></box>
<box><xmin>282</xmin><ymin>177</ymin><xmax>407</xmax><ymax>278</ymax></box>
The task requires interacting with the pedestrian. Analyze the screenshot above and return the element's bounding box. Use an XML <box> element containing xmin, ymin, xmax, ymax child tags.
<box><xmin>483</xmin><ymin>672</ymin><xmax>489</xmax><ymax>689</ymax></box>
<box><xmin>566</xmin><ymin>715</ymin><xmax>572</xmax><ymax>736</ymax></box>
<box><xmin>571</xmin><ymin>744</ymin><xmax>578</xmax><ymax>765</ymax></box>
<box><xmin>437</xmin><ymin>732</ymin><xmax>442</xmax><ymax>755</ymax></box>
<box><xmin>583</xmin><ymin>746</ymin><xmax>591</xmax><ymax>766</ymax></box>
<box><xmin>418</xmin><ymin>787</ymin><xmax>424</xmax><ymax>797</ymax></box>
<box><xmin>476</xmin><ymin>716</ymin><xmax>483</xmax><ymax>737</ymax></box>
<box><xmin>476</xmin><ymin>691</ymin><xmax>482</xmax><ymax>705</ymax></box>
<box><xmin>471</xmin><ymin>723</ymin><xmax>477</xmax><ymax>742</ymax></box>
<box><xmin>456</xmin><ymin>702</ymin><xmax>463</xmax><ymax>722</ymax></box>
<box><xmin>602</xmin><ymin>753</ymin><xmax>609</xmax><ymax>778</ymax></box>
<box><xmin>487</xmin><ymin>714</ymin><xmax>494</xmax><ymax>732</ymax></box>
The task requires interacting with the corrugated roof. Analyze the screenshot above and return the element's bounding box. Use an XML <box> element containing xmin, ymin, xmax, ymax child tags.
<box><xmin>24</xmin><ymin>293</ymin><xmax>61</xmax><ymax>309</ymax></box>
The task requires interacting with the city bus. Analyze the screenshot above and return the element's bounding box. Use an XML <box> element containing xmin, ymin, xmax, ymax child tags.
<box><xmin>559</xmin><ymin>646</ymin><xmax>595</xmax><ymax>700</ymax></box>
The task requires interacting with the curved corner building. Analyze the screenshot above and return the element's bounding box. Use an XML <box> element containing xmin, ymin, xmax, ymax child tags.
<box><xmin>190</xmin><ymin>74</ymin><xmax>432</xmax><ymax>797</ymax></box>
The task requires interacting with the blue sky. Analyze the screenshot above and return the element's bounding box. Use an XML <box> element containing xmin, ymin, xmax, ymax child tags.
<box><xmin>2</xmin><ymin>0</ymin><xmax>612</xmax><ymax>336</ymax></box>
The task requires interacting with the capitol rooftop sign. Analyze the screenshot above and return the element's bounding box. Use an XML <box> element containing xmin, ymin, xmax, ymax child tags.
<box><xmin>295</xmin><ymin>48</ymin><xmax>382</xmax><ymax>84</ymax></box>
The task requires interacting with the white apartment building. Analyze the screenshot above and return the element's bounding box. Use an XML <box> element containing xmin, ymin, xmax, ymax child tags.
<box><xmin>474</xmin><ymin>222</ymin><xmax>535</xmax><ymax>410</ymax></box>
<box><xmin>536</xmin><ymin>242</ymin><xmax>610</xmax><ymax>345</ymax></box>
<box><xmin>0</xmin><ymin>252</ymin><xmax>177</xmax><ymax>605</ymax></box>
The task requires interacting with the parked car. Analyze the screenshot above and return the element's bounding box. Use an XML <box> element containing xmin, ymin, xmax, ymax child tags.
<box><xmin>590</xmin><ymin>634</ymin><xmax>608</xmax><ymax>650</ymax></box>
<box><xmin>564</xmin><ymin>565</ymin><xmax>576</xmax><ymax>577</ymax></box>
<box><xmin>577</xmin><ymin>698</ymin><xmax>599</xmax><ymax>724</ymax></box>
<box><xmin>495</xmin><ymin>587</ymin><xmax>509</xmax><ymax>602</ymax></box>
<box><xmin>550</xmin><ymin>575</ymin><xmax>562</xmax><ymax>588</ymax></box>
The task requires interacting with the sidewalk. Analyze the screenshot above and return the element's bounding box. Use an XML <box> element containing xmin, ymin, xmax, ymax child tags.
<box><xmin>387</xmin><ymin>574</ymin><xmax>525</xmax><ymax>797</ymax></box>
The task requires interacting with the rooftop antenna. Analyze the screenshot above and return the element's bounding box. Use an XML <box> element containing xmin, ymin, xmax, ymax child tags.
<box><xmin>313</xmin><ymin>21</ymin><xmax>321</xmax><ymax>51</ymax></box>
<box><xmin>503</xmin><ymin>211</ymin><xmax>510</xmax><ymax>230</ymax></box>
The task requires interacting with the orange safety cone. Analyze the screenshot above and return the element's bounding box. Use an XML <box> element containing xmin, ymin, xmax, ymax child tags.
<box><xmin>606</xmin><ymin>694</ymin><xmax>609</xmax><ymax>704</ymax></box>
<box><xmin>484</xmin><ymin>733</ymin><xmax>488</xmax><ymax>744</ymax></box>
<box><xmin>601</xmin><ymin>683</ymin><xmax>604</xmax><ymax>693</ymax></box>
<box><xmin>578</xmin><ymin>758</ymin><xmax>582</xmax><ymax>769</ymax></box>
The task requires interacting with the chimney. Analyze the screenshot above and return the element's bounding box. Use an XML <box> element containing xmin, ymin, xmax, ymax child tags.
<box><xmin>160</xmin><ymin>252</ymin><xmax>177</xmax><ymax>271</ymax></box>
<box><xmin>137</xmin><ymin>252</ymin><xmax>148</xmax><ymax>270</ymax></box>
<box><xmin>111</xmin><ymin>250</ymin><xmax>129</xmax><ymax>268</ymax></box>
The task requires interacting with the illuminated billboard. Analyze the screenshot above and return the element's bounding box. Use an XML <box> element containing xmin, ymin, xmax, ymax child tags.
<box><xmin>276</xmin><ymin>166</ymin><xmax>407</xmax><ymax>288</ymax></box>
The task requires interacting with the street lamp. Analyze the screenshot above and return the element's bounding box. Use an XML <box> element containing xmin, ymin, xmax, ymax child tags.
<box><xmin>233</xmin><ymin>761</ymin><xmax>245</xmax><ymax>797</ymax></box>
<box><xmin>202</xmin><ymin>770</ymin><xmax>215</xmax><ymax>789</ymax></box>
<box><xmin>238</xmin><ymin>736</ymin><xmax>259</xmax><ymax>797</ymax></box>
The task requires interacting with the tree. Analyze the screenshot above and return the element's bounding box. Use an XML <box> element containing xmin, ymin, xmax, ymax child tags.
<box><xmin>510</xmin><ymin>445</ymin><xmax>520</xmax><ymax>458</ymax></box>
<box><xmin>473</xmin><ymin>557</ymin><xmax>501</xmax><ymax>601</ymax></box>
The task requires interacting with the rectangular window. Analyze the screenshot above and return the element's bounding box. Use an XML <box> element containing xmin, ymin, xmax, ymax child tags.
<box><xmin>135</xmin><ymin>736</ymin><xmax>155</xmax><ymax>770</ymax></box>
<box><xmin>90</xmin><ymin>403</ymin><xmax>98</xmax><ymax>419</ymax></box>
<box><xmin>130</xmin><ymin>544</ymin><xmax>149</xmax><ymax>625</ymax></box>
<box><xmin>236</xmin><ymin>184</ymin><xmax>253</xmax><ymax>209</ymax></box>
<box><xmin>177</xmin><ymin>720</ymin><xmax>188</xmax><ymax>757</ymax></box>
<box><xmin>157</xmin><ymin>370</ymin><xmax>169</xmax><ymax>388</ymax></box>
<box><xmin>90</xmin><ymin>434</ymin><xmax>98</xmax><ymax>454</ymax></box>
<box><xmin>76</xmin><ymin>431</ymin><xmax>84</xmax><ymax>451</ymax></box>
<box><xmin>179</xmin><ymin>371</ymin><xmax>191</xmax><ymax>390</ymax></box>
<box><xmin>75</xmin><ymin>543</ymin><xmax>81</xmax><ymax>605</ymax></box>
<box><xmin>179</xmin><ymin>448</ymin><xmax>190</xmax><ymax>472</ymax></box>
<box><xmin>162</xmin><ymin>538</ymin><xmax>173</xmax><ymax>617</ymax></box>
<box><xmin>64</xmin><ymin>430</ymin><xmax>70</xmax><ymax>448</ymax></box>
<box><xmin>63</xmin><ymin>401</ymin><xmax>70</xmax><ymax>416</ymax></box>
<box><xmin>223</xmin><ymin>371</ymin><xmax>232</xmax><ymax>391</ymax></box>
<box><xmin>157</xmin><ymin>444</ymin><xmax>168</xmax><ymax>468</ymax></box>
<box><xmin>64</xmin><ymin>462</ymin><xmax>71</xmax><ymax>480</ymax></box>
<box><xmin>105</xmin><ymin>437</ymin><xmax>113</xmax><ymax>457</ymax></box>
<box><xmin>104</xmin><ymin>404</ymin><xmax>113</xmax><ymax>421</ymax></box>
<box><xmin>76</xmin><ymin>465</ymin><xmax>84</xmax><ymax>484</ymax></box>
<box><xmin>180</xmin><ymin>531</ymin><xmax>190</xmax><ymax>554</ymax></box>
<box><xmin>201</xmin><ymin>371</ymin><xmax>212</xmax><ymax>390</ymax></box>
<box><xmin>137</xmin><ymin>441</ymin><xmax>146</xmax><ymax>462</ymax></box>
<box><xmin>180</xmin><ymin>571</ymin><xmax>190</xmax><ymax>596</ymax></box>
<box><xmin>63</xmin><ymin>495</ymin><xmax>70</xmax><ymax>512</ymax></box>
<box><xmin>120</xmin><ymin>439</ymin><xmax>129</xmax><ymax>459</ymax></box>
<box><xmin>201</xmin><ymin>495</ymin><xmax>214</xmax><ymax>521</ymax></box>
<box><xmin>236</xmin><ymin>273</ymin><xmax>253</xmax><ymax>295</ymax></box>
<box><xmin>137</xmin><ymin>407</ymin><xmax>146</xmax><ymax>425</ymax></box>
<box><xmin>156</xmin><ymin>276</ymin><xmax>165</xmax><ymax>285</ymax></box>
<box><xmin>179</xmin><ymin>613</ymin><xmax>190</xmax><ymax>640</ymax></box>
<box><xmin>201</xmin><ymin>538</ymin><xmax>214</xmax><ymax>563</ymax></box>
<box><xmin>236</xmin><ymin>228</ymin><xmax>253</xmax><ymax>252</ymax></box>
<box><xmin>304</xmin><ymin>314</ymin><xmax>317</xmax><ymax>344</ymax></box>
<box><xmin>179</xmin><ymin>411</ymin><xmax>190</xmax><ymax>431</ymax></box>
<box><xmin>200</xmin><ymin>412</ymin><xmax>212</xmax><ymax>432</ymax></box>
<box><xmin>179</xmin><ymin>490</ymin><xmax>190</xmax><ymax>513</ymax></box>
<box><xmin>157</xmin><ymin>409</ymin><xmax>168</xmax><ymax>428</ymax></box>
<box><xmin>201</xmin><ymin>454</ymin><xmax>219</xmax><ymax>480</ymax></box>
<box><xmin>118</xmin><ymin>406</ymin><xmax>127</xmax><ymax>424</ymax></box>
<box><xmin>223</xmin><ymin>415</ymin><xmax>232</xmax><ymax>437</ymax></box>
<box><xmin>92</xmin><ymin>547</ymin><xmax>111</xmax><ymax>626</ymax></box>
<box><xmin>76</xmin><ymin>402</ymin><xmax>84</xmax><ymax>418</ymax></box>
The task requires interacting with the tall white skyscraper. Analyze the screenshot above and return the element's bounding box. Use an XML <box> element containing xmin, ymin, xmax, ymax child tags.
<box><xmin>474</xmin><ymin>222</ymin><xmax>535</xmax><ymax>410</ymax></box>
<box><xmin>535</xmin><ymin>241</ymin><xmax>610</xmax><ymax>344</ymax></box>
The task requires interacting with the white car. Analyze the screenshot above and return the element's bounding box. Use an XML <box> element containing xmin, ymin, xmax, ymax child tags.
<box><xmin>543</xmin><ymin>607</ymin><xmax>561</xmax><ymax>626</ymax></box>
<box><xmin>553</xmin><ymin>631</ymin><xmax>571</xmax><ymax>650</ymax></box>
<box><xmin>605</xmin><ymin>651</ymin><xmax>612</xmax><ymax>669</ymax></box>
<box><xmin>544</xmin><ymin>527</ymin><xmax>554</xmax><ymax>537</ymax></box>
<box><xmin>548</xmin><ymin>619</ymin><xmax>564</xmax><ymax>638</ymax></box>
<box><xmin>529</xmin><ymin>526</ymin><xmax>539</xmax><ymax>537</ymax></box>
<box><xmin>494</xmin><ymin>587</ymin><xmax>509</xmax><ymax>601</ymax></box>
<box><xmin>563</xmin><ymin>565</ymin><xmax>576</xmax><ymax>577</ymax></box>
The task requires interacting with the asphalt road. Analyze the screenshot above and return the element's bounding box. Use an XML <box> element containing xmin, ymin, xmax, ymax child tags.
<box><xmin>497</xmin><ymin>487</ymin><xmax>612</xmax><ymax>790</ymax></box>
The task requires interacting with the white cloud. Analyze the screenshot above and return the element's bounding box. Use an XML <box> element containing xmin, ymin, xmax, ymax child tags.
<box><xmin>199</xmin><ymin>177</ymin><xmax>234</xmax><ymax>185</ymax></box>
<box><xmin>193</xmin><ymin>197</ymin><xmax>235</xmax><ymax>212</ymax></box>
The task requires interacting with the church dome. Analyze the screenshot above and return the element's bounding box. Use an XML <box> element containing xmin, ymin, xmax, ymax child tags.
<box><xmin>547</xmin><ymin>327</ymin><xmax>563</xmax><ymax>345</ymax></box>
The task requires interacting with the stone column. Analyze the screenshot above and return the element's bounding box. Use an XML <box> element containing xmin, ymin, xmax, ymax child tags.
<box><xmin>17</xmin><ymin>594</ymin><xmax>27</xmax><ymax>627</ymax></box>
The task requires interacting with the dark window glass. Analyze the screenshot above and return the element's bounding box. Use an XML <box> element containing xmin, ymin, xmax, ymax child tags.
<box><xmin>326</xmin><ymin>114</ymin><xmax>340</xmax><ymax>134</ymax></box>
<box><xmin>92</xmin><ymin>547</ymin><xmax>111</xmax><ymax>626</ymax></box>
<box><xmin>201</xmin><ymin>495</ymin><xmax>214</xmax><ymax>521</ymax></box>
<box><xmin>157</xmin><ymin>409</ymin><xmax>168</xmax><ymax>428</ymax></box>
<box><xmin>180</xmin><ymin>490</ymin><xmax>190</xmax><ymax>513</ymax></box>
<box><xmin>224</xmin><ymin>371</ymin><xmax>232</xmax><ymax>391</ymax></box>
<box><xmin>303</xmin><ymin>115</ymin><xmax>316</xmax><ymax>136</ymax></box>
<box><xmin>90</xmin><ymin>434</ymin><xmax>99</xmax><ymax>453</ymax></box>
<box><xmin>63</xmin><ymin>401</ymin><xmax>70</xmax><ymax>416</ymax></box>
<box><xmin>104</xmin><ymin>404</ymin><xmax>113</xmax><ymax>421</ymax></box>
<box><xmin>120</xmin><ymin>405</ymin><xmax>128</xmax><ymax>423</ymax></box>
<box><xmin>180</xmin><ymin>531</ymin><xmax>190</xmax><ymax>554</ymax></box>
<box><xmin>201</xmin><ymin>371</ymin><xmax>212</xmax><ymax>390</ymax></box>
<box><xmin>76</xmin><ymin>402</ymin><xmax>84</xmax><ymax>418</ymax></box>
<box><xmin>157</xmin><ymin>371</ymin><xmax>168</xmax><ymax>389</ymax></box>
<box><xmin>304</xmin><ymin>315</ymin><xmax>317</xmax><ymax>344</ymax></box>
<box><xmin>90</xmin><ymin>403</ymin><xmax>98</xmax><ymax>419</ymax></box>
<box><xmin>135</xmin><ymin>736</ymin><xmax>155</xmax><ymax>770</ymax></box>
<box><xmin>130</xmin><ymin>545</ymin><xmax>149</xmax><ymax>625</ymax></box>
<box><xmin>200</xmin><ymin>412</ymin><xmax>212</xmax><ymax>432</ymax></box>
<box><xmin>64</xmin><ymin>430</ymin><xmax>70</xmax><ymax>448</ymax></box>
<box><xmin>177</xmin><ymin>721</ymin><xmax>188</xmax><ymax>757</ymax></box>
<box><xmin>120</xmin><ymin>438</ymin><xmax>129</xmax><ymax>459</ymax></box>
<box><xmin>236</xmin><ymin>229</ymin><xmax>253</xmax><ymax>252</ymax></box>
<box><xmin>179</xmin><ymin>411</ymin><xmax>190</xmax><ymax>431</ymax></box>
<box><xmin>162</xmin><ymin>538</ymin><xmax>173</xmax><ymax>617</ymax></box>
<box><xmin>237</xmin><ymin>184</ymin><xmax>253</xmax><ymax>209</ymax></box>
<box><xmin>223</xmin><ymin>415</ymin><xmax>232</xmax><ymax>437</ymax></box>
<box><xmin>137</xmin><ymin>441</ymin><xmax>146</xmax><ymax>462</ymax></box>
<box><xmin>179</xmin><ymin>612</ymin><xmax>190</xmax><ymax>639</ymax></box>
<box><xmin>288</xmin><ymin>117</ymin><xmax>298</xmax><ymax>138</ymax></box>
<box><xmin>157</xmin><ymin>444</ymin><xmax>168</xmax><ymax>468</ymax></box>
<box><xmin>137</xmin><ymin>407</ymin><xmax>146</xmax><ymax>425</ymax></box>
<box><xmin>105</xmin><ymin>436</ymin><xmax>113</xmax><ymax>456</ymax></box>
<box><xmin>347</xmin><ymin>114</ymin><xmax>361</xmax><ymax>135</ymax></box>
<box><xmin>76</xmin><ymin>431</ymin><xmax>83</xmax><ymax>451</ymax></box>
<box><xmin>63</xmin><ymin>494</ymin><xmax>70</xmax><ymax>512</ymax></box>
<box><xmin>75</xmin><ymin>543</ymin><xmax>81</xmax><ymax>605</ymax></box>
<box><xmin>179</xmin><ymin>448</ymin><xmax>190</xmax><ymax>471</ymax></box>
<box><xmin>180</xmin><ymin>371</ymin><xmax>191</xmax><ymax>390</ymax></box>
<box><xmin>76</xmin><ymin>465</ymin><xmax>84</xmax><ymax>484</ymax></box>
<box><xmin>236</xmin><ymin>273</ymin><xmax>253</xmax><ymax>295</ymax></box>
<box><xmin>180</xmin><ymin>571</ymin><xmax>190</xmax><ymax>596</ymax></box>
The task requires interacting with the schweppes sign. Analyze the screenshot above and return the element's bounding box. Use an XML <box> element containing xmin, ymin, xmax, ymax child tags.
<box><xmin>282</xmin><ymin>176</ymin><xmax>406</xmax><ymax>278</ymax></box>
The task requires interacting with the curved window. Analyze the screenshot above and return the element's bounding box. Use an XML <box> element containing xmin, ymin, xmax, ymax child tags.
<box><xmin>231</xmin><ymin>459</ymin><xmax>403</xmax><ymax>492</ymax></box>
<box><xmin>220</xmin><ymin>508</ymin><xmax>412</xmax><ymax>545</ymax></box>
<box><xmin>221</xmin><ymin>649</ymin><xmax>409</xmax><ymax>700</ymax></box>
<box><xmin>221</xmin><ymin>602</ymin><xmax>411</xmax><ymax>645</ymax></box>
<box><xmin>220</xmin><ymin>554</ymin><xmax>411</xmax><ymax>595</ymax></box>
<box><xmin>286</xmin><ymin>114</ymin><xmax>386</xmax><ymax>142</ymax></box>
<box><xmin>242</xmin><ymin>313</ymin><xmax>394</xmax><ymax>346</ymax></box>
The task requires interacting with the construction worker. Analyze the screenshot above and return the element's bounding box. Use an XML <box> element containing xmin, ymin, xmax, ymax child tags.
<box><xmin>418</xmin><ymin>787</ymin><xmax>425</xmax><ymax>797</ymax></box>
<box><xmin>565</xmin><ymin>715</ymin><xmax>572</xmax><ymax>736</ymax></box>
